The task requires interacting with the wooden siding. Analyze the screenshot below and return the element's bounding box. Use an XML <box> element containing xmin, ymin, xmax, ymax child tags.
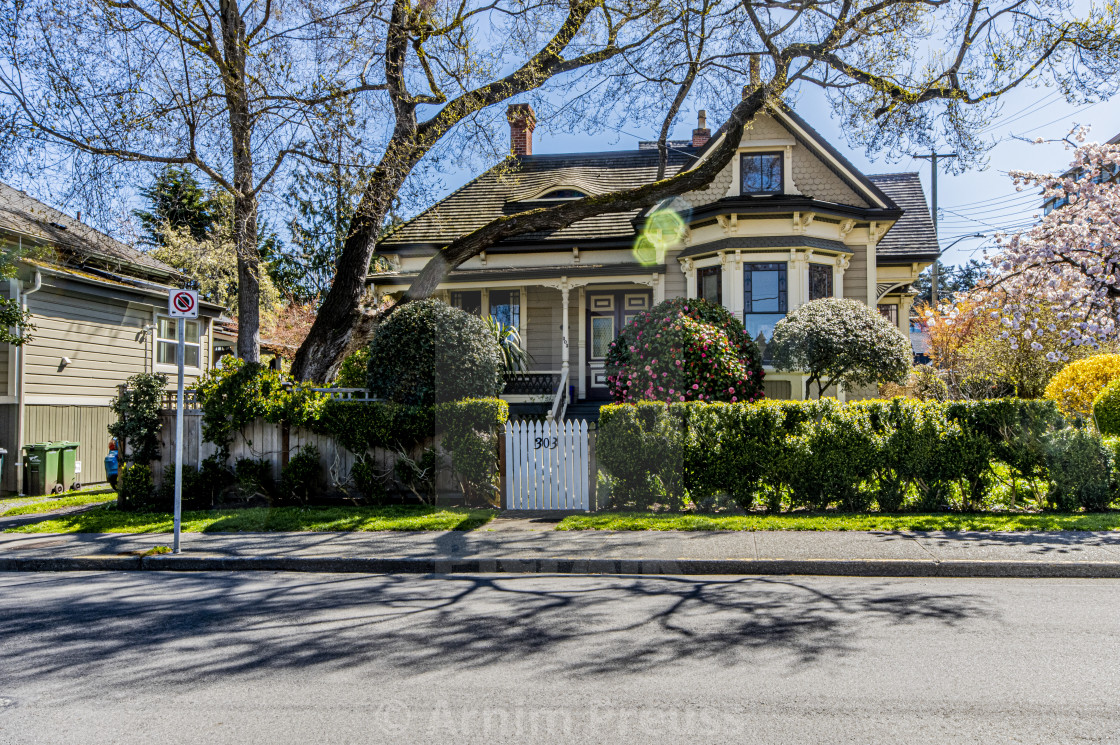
<box><xmin>763</xmin><ymin>379</ymin><xmax>792</xmax><ymax>400</ymax></box>
<box><xmin>525</xmin><ymin>286</ymin><xmax>558</xmax><ymax>371</ymax></box>
<box><xmin>663</xmin><ymin>252</ymin><xmax>687</xmax><ymax>299</ymax></box>
<box><xmin>23</xmin><ymin>285</ymin><xmax>211</xmax><ymax>400</ymax></box>
<box><xmin>843</xmin><ymin>247</ymin><xmax>868</xmax><ymax>304</ymax></box>
<box><xmin>22</xmin><ymin>404</ymin><xmax>116</xmax><ymax>486</ymax></box>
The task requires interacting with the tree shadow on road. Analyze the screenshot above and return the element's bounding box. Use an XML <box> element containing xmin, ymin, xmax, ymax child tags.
<box><xmin>0</xmin><ymin>572</ymin><xmax>989</xmax><ymax>698</ymax></box>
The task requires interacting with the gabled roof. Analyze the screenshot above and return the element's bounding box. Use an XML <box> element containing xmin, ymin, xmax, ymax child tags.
<box><xmin>378</xmin><ymin>149</ymin><xmax>700</xmax><ymax>252</ymax></box>
<box><xmin>868</xmin><ymin>173</ymin><xmax>940</xmax><ymax>262</ymax></box>
<box><xmin>378</xmin><ymin>105</ymin><xmax>938</xmax><ymax>263</ymax></box>
<box><xmin>0</xmin><ymin>182</ymin><xmax>176</xmax><ymax>278</ymax></box>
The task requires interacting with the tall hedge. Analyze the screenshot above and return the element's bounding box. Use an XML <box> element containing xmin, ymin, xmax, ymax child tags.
<box><xmin>597</xmin><ymin>398</ymin><xmax>1085</xmax><ymax>512</ymax></box>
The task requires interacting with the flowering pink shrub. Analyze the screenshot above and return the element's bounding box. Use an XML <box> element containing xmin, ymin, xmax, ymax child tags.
<box><xmin>605</xmin><ymin>298</ymin><xmax>765</xmax><ymax>403</ymax></box>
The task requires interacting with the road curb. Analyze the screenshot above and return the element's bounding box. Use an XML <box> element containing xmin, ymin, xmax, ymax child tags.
<box><xmin>0</xmin><ymin>554</ymin><xmax>1119</xmax><ymax>577</ymax></box>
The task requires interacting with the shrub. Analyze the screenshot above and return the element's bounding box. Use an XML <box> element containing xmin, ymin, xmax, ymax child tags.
<box><xmin>117</xmin><ymin>463</ymin><xmax>156</xmax><ymax>511</ymax></box>
<box><xmin>1045</xmin><ymin>354</ymin><xmax>1120</xmax><ymax>419</ymax></box>
<box><xmin>1093</xmin><ymin>377</ymin><xmax>1120</xmax><ymax>435</ymax></box>
<box><xmin>1044</xmin><ymin>428</ymin><xmax>1112</xmax><ymax>511</ymax></box>
<box><xmin>596</xmin><ymin>398</ymin><xmax>1066</xmax><ymax>513</ymax></box>
<box><xmin>604</xmin><ymin>297</ymin><xmax>765</xmax><ymax>404</ymax></box>
<box><xmin>109</xmin><ymin>372</ymin><xmax>168</xmax><ymax>464</ymax></box>
<box><xmin>786</xmin><ymin>400</ymin><xmax>877</xmax><ymax>511</ymax></box>
<box><xmin>335</xmin><ymin>347</ymin><xmax>371</xmax><ymax>388</ymax></box>
<box><xmin>597</xmin><ymin>402</ymin><xmax>686</xmax><ymax>509</ymax></box>
<box><xmin>769</xmin><ymin>298</ymin><xmax>911</xmax><ymax>399</ymax></box>
<box><xmin>192</xmin><ymin>359</ymin><xmax>327</xmax><ymax>459</ymax></box>
<box><xmin>367</xmin><ymin>299</ymin><xmax>503</xmax><ymax>406</ymax></box>
<box><xmin>435</xmin><ymin>398</ymin><xmax>509</xmax><ymax>507</ymax></box>
<box><xmin>313</xmin><ymin>399</ymin><xmax>434</xmax><ymax>453</ymax></box>
<box><xmin>280</xmin><ymin>445</ymin><xmax>322</xmax><ymax>504</ymax></box>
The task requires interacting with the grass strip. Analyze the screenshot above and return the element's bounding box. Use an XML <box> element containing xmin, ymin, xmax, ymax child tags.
<box><xmin>0</xmin><ymin>486</ymin><xmax>118</xmax><ymax>515</ymax></box>
<box><xmin>6</xmin><ymin>504</ymin><xmax>495</xmax><ymax>533</ymax></box>
<box><xmin>555</xmin><ymin>511</ymin><xmax>1120</xmax><ymax>532</ymax></box>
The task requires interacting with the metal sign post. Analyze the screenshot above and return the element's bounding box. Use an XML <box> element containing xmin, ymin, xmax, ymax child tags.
<box><xmin>168</xmin><ymin>290</ymin><xmax>198</xmax><ymax>554</ymax></box>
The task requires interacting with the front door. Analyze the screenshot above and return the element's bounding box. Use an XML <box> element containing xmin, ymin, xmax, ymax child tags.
<box><xmin>586</xmin><ymin>290</ymin><xmax>651</xmax><ymax>399</ymax></box>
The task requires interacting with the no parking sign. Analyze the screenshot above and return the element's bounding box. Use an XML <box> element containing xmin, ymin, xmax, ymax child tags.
<box><xmin>168</xmin><ymin>289</ymin><xmax>198</xmax><ymax>318</ymax></box>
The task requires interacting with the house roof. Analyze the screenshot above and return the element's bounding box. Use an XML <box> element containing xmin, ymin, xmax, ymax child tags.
<box><xmin>867</xmin><ymin>173</ymin><xmax>939</xmax><ymax>262</ymax></box>
<box><xmin>379</xmin><ymin>148</ymin><xmax>701</xmax><ymax>252</ymax></box>
<box><xmin>378</xmin><ymin>107</ymin><xmax>938</xmax><ymax>263</ymax></box>
<box><xmin>0</xmin><ymin>182</ymin><xmax>176</xmax><ymax>278</ymax></box>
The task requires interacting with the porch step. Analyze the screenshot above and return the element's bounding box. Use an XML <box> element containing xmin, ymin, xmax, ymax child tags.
<box><xmin>564</xmin><ymin>401</ymin><xmax>606</xmax><ymax>423</ymax></box>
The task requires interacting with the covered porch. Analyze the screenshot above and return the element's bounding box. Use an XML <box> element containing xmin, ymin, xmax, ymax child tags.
<box><xmin>369</xmin><ymin>264</ymin><xmax>669</xmax><ymax>420</ymax></box>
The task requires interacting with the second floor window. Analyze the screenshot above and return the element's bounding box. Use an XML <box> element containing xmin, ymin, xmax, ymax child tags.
<box><xmin>809</xmin><ymin>263</ymin><xmax>833</xmax><ymax>300</ymax></box>
<box><xmin>698</xmin><ymin>266</ymin><xmax>722</xmax><ymax>304</ymax></box>
<box><xmin>741</xmin><ymin>152</ymin><xmax>783</xmax><ymax>194</ymax></box>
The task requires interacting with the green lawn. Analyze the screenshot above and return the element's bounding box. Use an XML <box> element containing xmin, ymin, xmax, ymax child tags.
<box><xmin>556</xmin><ymin>511</ymin><xmax>1120</xmax><ymax>532</ymax></box>
<box><xmin>0</xmin><ymin>487</ymin><xmax>117</xmax><ymax>517</ymax></box>
<box><xmin>5</xmin><ymin>504</ymin><xmax>496</xmax><ymax>534</ymax></box>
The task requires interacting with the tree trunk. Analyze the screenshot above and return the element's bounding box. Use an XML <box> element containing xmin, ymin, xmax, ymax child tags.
<box><xmin>219</xmin><ymin>0</ymin><xmax>260</xmax><ymax>363</ymax></box>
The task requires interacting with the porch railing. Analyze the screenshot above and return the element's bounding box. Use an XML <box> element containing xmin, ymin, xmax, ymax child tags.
<box><xmin>502</xmin><ymin>370</ymin><xmax>562</xmax><ymax>397</ymax></box>
<box><xmin>546</xmin><ymin>369</ymin><xmax>569</xmax><ymax>422</ymax></box>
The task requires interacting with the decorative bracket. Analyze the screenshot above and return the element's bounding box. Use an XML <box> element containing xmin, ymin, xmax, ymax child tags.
<box><xmin>839</xmin><ymin>219</ymin><xmax>856</xmax><ymax>239</ymax></box>
<box><xmin>837</xmin><ymin>254</ymin><xmax>851</xmax><ymax>271</ymax></box>
<box><xmin>793</xmin><ymin>211</ymin><xmax>815</xmax><ymax>234</ymax></box>
<box><xmin>716</xmin><ymin>214</ymin><xmax>738</xmax><ymax>234</ymax></box>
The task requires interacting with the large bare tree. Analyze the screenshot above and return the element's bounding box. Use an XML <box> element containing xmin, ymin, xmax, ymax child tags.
<box><xmin>291</xmin><ymin>0</ymin><xmax>1120</xmax><ymax>382</ymax></box>
<box><xmin>0</xmin><ymin>0</ymin><xmax>383</xmax><ymax>361</ymax></box>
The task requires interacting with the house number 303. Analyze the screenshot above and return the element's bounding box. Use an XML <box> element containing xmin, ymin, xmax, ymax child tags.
<box><xmin>534</xmin><ymin>437</ymin><xmax>559</xmax><ymax>449</ymax></box>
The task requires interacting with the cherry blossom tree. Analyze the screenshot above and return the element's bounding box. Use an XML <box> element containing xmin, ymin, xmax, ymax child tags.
<box><xmin>969</xmin><ymin>132</ymin><xmax>1120</xmax><ymax>360</ymax></box>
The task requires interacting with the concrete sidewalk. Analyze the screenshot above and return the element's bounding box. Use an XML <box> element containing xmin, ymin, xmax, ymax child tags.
<box><xmin>2</xmin><ymin>521</ymin><xmax>1120</xmax><ymax>576</ymax></box>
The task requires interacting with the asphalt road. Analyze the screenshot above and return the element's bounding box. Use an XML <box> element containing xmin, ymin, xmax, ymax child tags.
<box><xmin>1</xmin><ymin>572</ymin><xmax>1119</xmax><ymax>744</ymax></box>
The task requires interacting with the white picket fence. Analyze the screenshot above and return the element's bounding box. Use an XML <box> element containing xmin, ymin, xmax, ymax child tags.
<box><xmin>504</xmin><ymin>419</ymin><xmax>590</xmax><ymax>511</ymax></box>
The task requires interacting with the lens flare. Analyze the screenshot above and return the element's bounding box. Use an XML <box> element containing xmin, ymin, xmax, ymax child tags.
<box><xmin>632</xmin><ymin>207</ymin><xmax>686</xmax><ymax>265</ymax></box>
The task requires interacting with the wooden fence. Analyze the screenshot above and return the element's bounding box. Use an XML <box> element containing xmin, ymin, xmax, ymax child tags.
<box><xmin>153</xmin><ymin>411</ymin><xmax>460</xmax><ymax>496</ymax></box>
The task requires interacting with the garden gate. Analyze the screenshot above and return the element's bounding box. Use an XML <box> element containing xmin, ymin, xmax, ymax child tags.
<box><xmin>504</xmin><ymin>420</ymin><xmax>590</xmax><ymax>510</ymax></box>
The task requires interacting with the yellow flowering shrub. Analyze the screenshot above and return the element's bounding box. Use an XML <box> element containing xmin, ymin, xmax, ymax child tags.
<box><xmin>1044</xmin><ymin>354</ymin><xmax>1120</xmax><ymax>419</ymax></box>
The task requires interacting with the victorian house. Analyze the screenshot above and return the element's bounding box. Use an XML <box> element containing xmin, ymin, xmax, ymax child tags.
<box><xmin>371</xmin><ymin>101</ymin><xmax>938</xmax><ymax>418</ymax></box>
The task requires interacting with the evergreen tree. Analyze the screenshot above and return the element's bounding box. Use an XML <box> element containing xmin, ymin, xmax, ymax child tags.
<box><xmin>132</xmin><ymin>167</ymin><xmax>216</xmax><ymax>247</ymax></box>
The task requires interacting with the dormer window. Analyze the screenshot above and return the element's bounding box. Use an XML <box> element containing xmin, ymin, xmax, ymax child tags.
<box><xmin>536</xmin><ymin>189</ymin><xmax>587</xmax><ymax>200</ymax></box>
<box><xmin>741</xmin><ymin>152</ymin><xmax>783</xmax><ymax>195</ymax></box>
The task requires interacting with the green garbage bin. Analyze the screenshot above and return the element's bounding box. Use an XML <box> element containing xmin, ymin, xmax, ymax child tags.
<box><xmin>55</xmin><ymin>441</ymin><xmax>80</xmax><ymax>492</ymax></box>
<box><xmin>22</xmin><ymin>442</ymin><xmax>62</xmax><ymax>496</ymax></box>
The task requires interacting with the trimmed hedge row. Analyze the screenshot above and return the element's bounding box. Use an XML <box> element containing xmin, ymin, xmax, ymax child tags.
<box><xmin>597</xmin><ymin>398</ymin><xmax>1111</xmax><ymax>512</ymax></box>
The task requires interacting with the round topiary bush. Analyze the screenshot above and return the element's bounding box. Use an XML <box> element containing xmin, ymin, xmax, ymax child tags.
<box><xmin>368</xmin><ymin>299</ymin><xmax>504</xmax><ymax>406</ymax></box>
<box><xmin>604</xmin><ymin>297</ymin><xmax>765</xmax><ymax>403</ymax></box>
<box><xmin>1093</xmin><ymin>377</ymin><xmax>1120</xmax><ymax>435</ymax></box>
<box><xmin>1045</xmin><ymin>353</ymin><xmax>1120</xmax><ymax>420</ymax></box>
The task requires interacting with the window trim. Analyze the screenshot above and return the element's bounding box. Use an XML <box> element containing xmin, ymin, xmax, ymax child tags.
<box><xmin>154</xmin><ymin>315</ymin><xmax>204</xmax><ymax>372</ymax></box>
<box><xmin>488</xmin><ymin>288</ymin><xmax>521</xmax><ymax>330</ymax></box>
<box><xmin>740</xmin><ymin>151</ymin><xmax>785</xmax><ymax>195</ymax></box>
<box><xmin>450</xmin><ymin>290</ymin><xmax>483</xmax><ymax>316</ymax></box>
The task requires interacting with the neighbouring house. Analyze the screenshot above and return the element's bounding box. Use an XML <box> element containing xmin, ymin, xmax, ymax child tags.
<box><xmin>371</xmin><ymin>100</ymin><xmax>939</xmax><ymax>416</ymax></box>
<box><xmin>1042</xmin><ymin>130</ymin><xmax>1120</xmax><ymax>214</ymax></box>
<box><xmin>0</xmin><ymin>183</ymin><xmax>223</xmax><ymax>492</ymax></box>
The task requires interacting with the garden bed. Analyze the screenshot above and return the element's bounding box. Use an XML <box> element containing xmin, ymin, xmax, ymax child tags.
<box><xmin>5</xmin><ymin>504</ymin><xmax>496</xmax><ymax>534</ymax></box>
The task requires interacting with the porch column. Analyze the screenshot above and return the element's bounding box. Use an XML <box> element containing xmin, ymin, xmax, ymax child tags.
<box><xmin>898</xmin><ymin>295</ymin><xmax>915</xmax><ymax>332</ymax></box>
<box><xmin>560</xmin><ymin>278</ymin><xmax>570</xmax><ymax>381</ymax></box>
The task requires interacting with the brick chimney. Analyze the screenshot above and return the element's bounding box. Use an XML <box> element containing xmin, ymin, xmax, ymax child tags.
<box><xmin>507</xmin><ymin>103</ymin><xmax>536</xmax><ymax>156</ymax></box>
<box><xmin>691</xmin><ymin>110</ymin><xmax>710</xmax><ymax>147</ymax></box>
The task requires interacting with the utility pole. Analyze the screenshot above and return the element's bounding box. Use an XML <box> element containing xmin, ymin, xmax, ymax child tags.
<box><xmin>914</xmin><ymin>152</ymin><xmax>958</xmax><ymax>305</ymax></box>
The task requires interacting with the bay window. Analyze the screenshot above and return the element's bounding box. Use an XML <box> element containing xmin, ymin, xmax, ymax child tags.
<box><xmin>744</xmin><ymin>262</ymin><xmax>787</xmax><ymax>360</ymax></box>
<box><xmin>808</xmin><ymin>263</ymin><xmax>833</xmax><ymax>301</ymax></box>
<box><xmin>697</xmin><ymin>265</ymin><xmax>722</xmax><ymax>304</ymax></box>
